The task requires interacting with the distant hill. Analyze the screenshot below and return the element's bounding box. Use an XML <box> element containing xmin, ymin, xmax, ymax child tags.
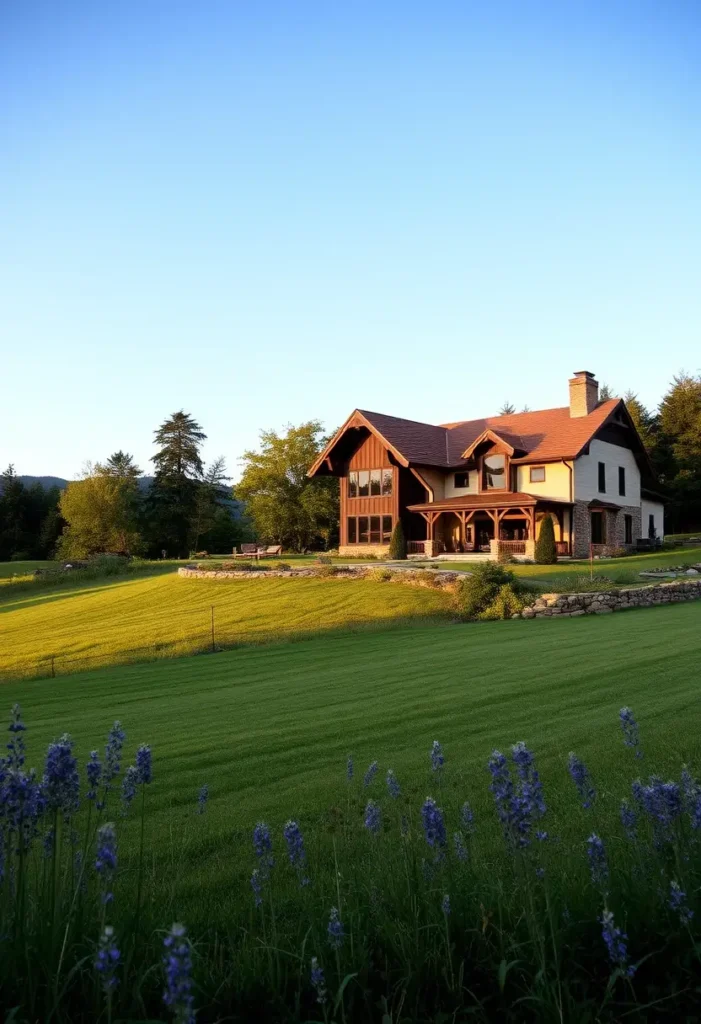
<box><xmin>18</xmin><ymin>475</ymin><xmax>69</xmax><ymax>491</ymax></box>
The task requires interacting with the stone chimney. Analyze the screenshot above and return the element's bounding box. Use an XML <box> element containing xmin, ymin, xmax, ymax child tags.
<box><xmin>568</xmin><ymin>370</ymin><xmax>599</xmax><ymax>417</ymax></box>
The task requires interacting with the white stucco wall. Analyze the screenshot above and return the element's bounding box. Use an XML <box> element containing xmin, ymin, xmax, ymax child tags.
<box><xmin>574</xmin><ymin>440</ymin><xmax>641</xmax><ymax>505</ymax></box>
<box><xmin>641</xmin><ymin>500</ymin><xmax>665</xmax><ymax>541</ymax></box>
<box><xmin>443</xmin><ymin>469</ymin><xmax>479</xmax><ymax>498</ymax></box>
<box><xmin>516</xmin><ymin>462</ymin><xmax>572</xmax><ymax>501</ymax></box>
<box><xmin>414</xmin><ymin>467</ymin><xmax>446</xmax><ymax>501</ymax></box>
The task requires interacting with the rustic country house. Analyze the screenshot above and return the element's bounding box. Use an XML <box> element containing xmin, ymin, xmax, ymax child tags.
<box><xmin>308</xmin><ymin>371</ymin><xmax>665</xmax><ymax>559</ymax></box>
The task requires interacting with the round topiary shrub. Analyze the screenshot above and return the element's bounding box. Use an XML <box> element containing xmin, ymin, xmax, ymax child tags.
<box><xmin>388</xmin><ymin>521</ymin><xmax>407</xmax><ymax>560</ymax></box>
<box><xmin>535</xmin><ymin>515</ymin><xmax>557</xmax><ymax>564</ymax></box>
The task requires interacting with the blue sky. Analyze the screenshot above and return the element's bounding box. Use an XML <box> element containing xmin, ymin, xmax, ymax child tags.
<box><xmin>2</xmin><ymin>1</ymin><xmax>699</xmax><ymax>479</ymax></box>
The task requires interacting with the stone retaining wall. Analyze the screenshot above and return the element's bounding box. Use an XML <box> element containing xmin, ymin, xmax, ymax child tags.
<box><xmin>519</xmin><ymin>578</ymin><xmax>701</xmax><ymax>618</ymax></box>
<box><xmin>177</xmin><ymin>565</ymin><xmax>462</xmax><ymax>591</ymax></box>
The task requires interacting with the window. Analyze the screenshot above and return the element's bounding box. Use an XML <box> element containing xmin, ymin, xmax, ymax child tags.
<box><xmin>619</xmin><ymin>467</ymin><xmax>626</xmax><ymax>496</ymax></box>
<box><xmin>346</xmin><ymin>514</ymin><xmax>394</xmax><ymax>544</ymax></box>
<box><xmin>454</xmin><ymin>472</ymin><xmax>470</xmax><ymax>489</ymax></box>
<box><xmin>482</xmin><ymin>454</ymin><xmax>506</xmax><ymax>490</ymax></box>
<box><xmin>624</xmin><ymin>514</ymin><xmax>632</xmax><ymax>544</ymax></box>
<box><xmin>529</xmin><ymin>466</ymin><xmax>546</xmax><ymax>483</ymax></box>
<box><xmin>347</xmin><ymin>468</ymin><xmax>392</xmax><ymax>498</ymax></box>
<box><xmin>591</xmin><ymin>511</ymin><xmax>606</xmax><ymax>545</ymax></box>
<box><xmin>598</xmin><ymin>462</ymin><xmax>606</xmax><ymax>493</ymax></box>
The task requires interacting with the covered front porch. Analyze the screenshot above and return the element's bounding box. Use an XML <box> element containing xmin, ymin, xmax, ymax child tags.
<box><xmin>406</xmin><ymin>493</ymin><xmax>572</xmax><ymax>559</ymax></box>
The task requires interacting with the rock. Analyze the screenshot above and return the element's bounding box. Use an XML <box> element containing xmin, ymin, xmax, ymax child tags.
<box><xmin>685</xmin><ymin>569</ymin><xmax>699</xmax><ymax>575</ymax></box>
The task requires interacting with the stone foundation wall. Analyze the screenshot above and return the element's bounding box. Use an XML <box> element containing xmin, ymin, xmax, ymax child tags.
<box><xmin>573</xmin><ymin>500</ymin><xmax>643</xmax><ymax>556</ymax></box>
<box><xmin>572</xmin><ymin>499</ymin><xmax>591</xmax><ymax>558</ymax></box>
<box><xmin>519</xmin><ymin>578</ymin><xmax>701</xmax><ymax>618</ymax></box>
<box><xmin>338</xmin><ymin>545</ymin><xmax>390</xmax><ymax>558</ymax></box>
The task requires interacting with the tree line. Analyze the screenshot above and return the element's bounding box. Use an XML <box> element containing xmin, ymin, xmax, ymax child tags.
<box><xmin>1</xmin><ymin>373</ymin><xmax>699</xmax><ymax>562</ymax></box>
<box><xmin>0</xmin><ymin>414</ymin><xmax>339</xmax><ymax>560</ymax></box>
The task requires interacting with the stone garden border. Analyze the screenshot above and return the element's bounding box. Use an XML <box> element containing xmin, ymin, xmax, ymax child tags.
<box><xmin>177</xmin><ymin>564</ymin><xmax>462</xmax><ymax>591</ymax></box>
<box><xmin>518</xmin><ymin>577</ymin><xmax>701</xmax><ymax>618</ymax></box>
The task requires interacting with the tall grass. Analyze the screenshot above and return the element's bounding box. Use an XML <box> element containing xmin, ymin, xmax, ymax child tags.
<box><xmin>1</xmin><ymin>703</ymin><xmax>700</xmax><ymax>1022</ymax></box>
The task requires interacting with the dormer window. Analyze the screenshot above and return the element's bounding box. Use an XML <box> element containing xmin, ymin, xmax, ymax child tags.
<box><xmin>482</xmin><ymin>454</ymin><xmax>506</xmax><ymax>490</ymax></box>
<box><xmin>454</xmin><ymin>472</ymin><xmax>470</xmax><ymax>489</ymax></box>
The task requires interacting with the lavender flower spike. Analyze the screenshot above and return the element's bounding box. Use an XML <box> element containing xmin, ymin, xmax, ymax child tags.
<box><xmin>163</xmin><ymin>923</ymin><xmax>195</xmax><ymax>1024</ymax></box>
<box><xmin>587</xmin><ymin>833</ymin><xmax>609</xmax><ymax>888</ymax></box>
<box><xmin>453</xmin><ymin>831</ymin><xmax>468</xmax><ymax>861</ymax></box>
<box><xmin>346</xmin><ymin>755</ymin><xmax>354</xmax><ymax>781</ymax></box>
<box><xmin>121</xmin><ymin>766</ymin><xmax>138</xmax><ymax>810</ymax></box>
<box><xmin>310</xmin><ymin>957</ymin><xmax>327</xmax><ymax>1005</ymax></box>
<box><xmin>253</xmin><ymin>821</ymin><xmax>274</xmax><ymax>871</ymax></box>
<box><xmin>441</xmin><ymin>894</ymin><xmax>451</xmax><ymax>916</ymax></box>
<box><xmin>601</xmin><ymin>909</ymin><xmax>635</xmax><ymax>976</ymax></box>
<box><xmin>620</xmin><ymin>707</ymin><xmax>642</xmax><ymax>758</ymax></box>
<box><xmin>283</xmin><ymin>820</ymin><xmax>309</xmax><ymax>886</ymax></box>
<box><xmin>669</xmin><ymin>881</ymin><xmax>694</xmax><ymax>925</ymax></box>
<box><xmin>196</xmin><ymin>785</ymin><xmax>208</xmax><ymax>814</ymax></box>
<box><xmin>43</xmin><ymin>734</ymin><xmax>80</xmax><ymax>813</ymax></box>
<box><xmin>363</xmin><ymin>760</ymin><xmax>378</xmax><ymax>787</ymax></box>
<box><xmin>386</xmin><ymin>769</ymin><xmax>401</xmax><ymax>800</ymax></box>
<box><xmin>364</xmin><ymin>799</ymin><xmax>382</xmax><ymax>834</ymax></box>
<box><xmin>620</xmin><ymin>798</ymin><xmax>637</xmax><ymax>840</ymax></box>
<box><xmin>95</xmin><ymin>822</ymin><xmax>118</xmax><ymax>904</ymax></box>
<box><xmin>421</xmin><ymin>797</ymin><xmax>446</xmax><ymax>852</ymax></box>
<box><xmin>431</xmin><ymin>740</ymin><xmax>444</xmax><ymax>773</ymax></box>
<box><xmin>327</xmin><ymin>906</ymin><xmax>345</xmax><ymax>949</ymax></box>
<box><xmin>86</xmin><ymin>751</ymin><xmax>102</xmax><ymax>801</ymax></box>
<box><xmin>250</xmin><ymin>868</ymin><xmax>263</xmax><ymax>907</ymax></box>
<box><xmin>135</xmin><ymin>744</ymin><xmax>152</xmax><ymax>785</ymax></box>
<box><xmin>567</xmin><ymin>752</ymin><xmax>596</xmax><ymax>809</ymax></box>
<box><xmin>95</xmin><ymin>925</ymin><xmax>120</xmax><ymax>992</ymax></box>
<box><xmin>7</xmin><ymin>703</ymin><xmax>27</xmax><ymax>769</ymax></box>
<box><xmin>460</xmin><ymin>802</ymin><xmax>475</xmax><ymax>833</ymax></box>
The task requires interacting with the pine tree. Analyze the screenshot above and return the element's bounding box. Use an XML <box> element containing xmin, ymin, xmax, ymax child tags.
<box><xmin>388</xmin><ymin>520</ymin><xmax>407</xmax><ymax>560</ymax></box>
<box><xmin>152</xmin><ymin>412</ymin><xmax>206</xmax><ymax>480</ymax></box>
<box><xmin>534</xmin><ymin>514</ymin><xmax>557</xmax><ymax>564</ymax></box>
<box><xmin>102</xmin><ymin>451</ymin><xmax>142</xmax><ymax>481</ymax></box>
<box><xmin>498</xmin><ymin>402</ymin><xmax>516</xmax><ymax>415</ymax></box>
<box><xmin>147</xmin><ymin>411</ymin><xmax>207</xmax><ymax>557</ymax></box>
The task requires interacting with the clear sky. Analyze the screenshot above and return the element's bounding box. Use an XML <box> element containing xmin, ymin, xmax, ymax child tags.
<box><xmin>2</xmin><ymin>1</ymin><xmax>700</xmax><ymax>480</ymax></box>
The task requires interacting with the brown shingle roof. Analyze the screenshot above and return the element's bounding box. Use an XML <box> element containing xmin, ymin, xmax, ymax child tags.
<box><xmin>361</xmin><ymin>401</ymin><xmax>621</xmax><ymax>467</ymax></box>
<box><xmin>407</xmin><ymin>492</ymin><xmax>571</xmax><ymax>512</ymax></box>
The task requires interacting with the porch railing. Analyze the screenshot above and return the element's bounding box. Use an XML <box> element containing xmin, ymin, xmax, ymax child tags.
<box><xmin>407</xmin><ymin>540</ymin><xmax>427</xmax><ymax>555</ymax></box>
<box><xmin>497</xmin><ymin>540</ymin><xmax>526</xmax><ymax>554</ymax></box>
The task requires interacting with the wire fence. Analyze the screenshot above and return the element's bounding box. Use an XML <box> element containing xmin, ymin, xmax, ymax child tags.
<box><xmin>0</xmin><ymin>605</ymin><xmax>451</xmax><ymax>683</ymax></box>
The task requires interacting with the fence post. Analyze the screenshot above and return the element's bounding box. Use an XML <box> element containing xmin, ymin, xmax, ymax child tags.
<box><xmin>211</xmin><ymin>605</ymin><xmax>215</xmax><ymax>652</ymax></box>
<box><xmin>51</xmin><ymin>656</ymin><xmax>55</xmax><ymax>679</ymax></box>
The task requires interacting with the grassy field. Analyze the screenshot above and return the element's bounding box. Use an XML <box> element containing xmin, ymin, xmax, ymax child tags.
<box><xmin>0</xmin><ymin>570</ymin><xmax>451</xmax><ymax>678</ymax></box>
<box><xmin>2</xmin><ymin>599</ymin><xmax>700</xmax><ymax>934</ymax></box>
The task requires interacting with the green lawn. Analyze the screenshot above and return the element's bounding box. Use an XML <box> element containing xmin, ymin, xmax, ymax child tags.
<box><xmin>0</xmin><ymin>570</ymin><xmax>451</xmax><ymax>679</ymax></box>
<box><xmin>0</xmin><ymin>558</ymin><xmax>59</xmax><ymax>579</ymax></box>
<box><xmin>2</xmin><ymin>600</ymin><xmax>700</xmax><ymax>931</ymax></box>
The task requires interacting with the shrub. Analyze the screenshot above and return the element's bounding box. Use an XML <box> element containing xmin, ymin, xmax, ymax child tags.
<box><xmin>496</xmin><ymin>545</ymin><xmax>515</xmax><ymax>564</ymax></box>
<box><xmin>388</xmin><ymin>520</ymin><xmax>407</xmax><ymax>560</ymax></box>
<box><xmin>366</xmin><ymin>567</ymin><xmax>394</xmax><ymax>582</ymax></box>
<box><xmin>556</xmin><ymin>573</ymin><xmax>616</xmax><ymax>593</ymax></box>
<box><xmin>316</xmin><ymin>554</ymin><xmax>333</xmax><ymax>565</ymax></box>
<box><xmin>274</xmin><ymin>562</ymin><xmax>292</xmax><ymax>571</ymax></box>
<box><xmin>9</xmin><ymin>551</ymin><xmax>31</xmax><ymax>562</ymax></box>
<box><xmin>535</xmin><ymin>515</ymin><xmax>557</xmax><ymax>564</ymax></box>
<box><xmin>454</xmin><ymin>561</ymin><xmax>529</xmax><ymax>619</ymax></box>
<box><xmin>478</xmin><ymin>582</ymin><xmax>528</xmax><ymax>620</ymax></box>
<box><xmin>314</xmin><ymin>563</ymin><xmax>339</xmax><ymax>577</ymax></box>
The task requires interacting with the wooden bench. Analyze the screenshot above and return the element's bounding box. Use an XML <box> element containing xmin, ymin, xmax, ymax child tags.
<box><xmin>232</xmin><ymin>544</ymin><xmax>283</xmax><ymax>560</ymax></box>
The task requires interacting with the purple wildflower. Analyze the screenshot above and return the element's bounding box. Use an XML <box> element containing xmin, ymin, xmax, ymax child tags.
<box><xmin>421</xmin><ymin>797</ymin><xmax>446</xmax><ymax>852</ymax></box>
<box><xmin>250</xmin><ymin>868</ymin><xmax>263</xmax><ymax>907</ymax></box>
<box><xmin>488</xmin><ymin>745</ymin><xmax>545</xmax><ymax>849</ymax></box>
<box><xmin>460</xmin><ymin>802</ymin><xmax>475</xmax><ymax>833</ymax></box>
<box><xmin>386</xmin><ymin>769</ymin><xmax>401</xmax><ymax>800</ymax></box>
<box><xmin>86</xmin><ymin>751</ymin><xmax>102</xmax><ymax>801</ymax></box>
<box><xmin>400</xmin><ymin>814</ymin><xmax>409</xmax><ymax>837</ymax></box>
<box><xmin>634</xmin><ymin>776</ymin><xmax>682</xmax><ymax>846</ymax></box>
<box><xmin>327</xmin><ymin>906</ymin><xmax>344</xmax><ymax>949</ymax></box>
<box><xmin>95</xmin><ymin>822</ymin><xmax>118</xmax><ymax>904</ymax></box>
<box><xmin>431</xmin><ymin>740</ymin><xmax>444</xmax><ymax>773</ymax></box>
<box><xmin>453</xmin><ymin>831</ymin><xmax>468</xmax><ymax>861</ymax></box>
<box><xmin>488</xmin><ymin>749</ymin><xmax>514</xmax><ymax>833</ymax></box>
<box><xmin>669</xmin><ymin>881</ymin><xmax>693</xmax><ymax>925</ymax></box>
<box><xmin>2</xmin><ymin>767</ymin><xmax>45</xmax><ymax>850</ymax></box>
<box><xmin>601</xmin><ymin>909</ymin><xmax>635</xmax><ymax>976</ymax></box>
<box><xmin>97</xmin><ymin>722</ymin><xmax>126</xmax><ymax>810</ymax></box>
<box><xmin>567</xmin><ymin>752</ymin><xmax>595</xmax><ymax>809</ymax></box>
<box><xmin>43</xmin><ymin>735</ymin><xmax>79</xmax><ymax>813</ymax></box>
<box><xmin>364</xmin><ymin>799</ymin><xmax>382</xmax><ymax>834</ymax></box>
<box><xmin>6</xmin><ymin>704</ymin><xmax>26</xmax><ymax>769</ymax></box>
<box><xmin>620</xmin><ymin>707</ymin><xmax>642</xmax><ymax>758</ymax></box>
<box><xmin>253</xmin><ymin>821</ymin><xmax>274</xmax><ymax>871</ymax></box>
<box><xmin>121</xmin><ymin>766</ymin><xmax>138</xmax><ymax>810</ymax></box>
<box><xmin>283</xmin><ymin>820</ymin><xmax>309</xmax><ymax>885</ymax></box>
<box><xmin>95</xmin><ymin>925</ymin><xmax>120</xmax><ymax>992</ymax></box>
<box><xmin>620</xmin><ymin>798</ymin><xmax>637</xmax><ymax>841</ymax></box>
<box><xmin>346</xmin><ymin>755</ymin><xmax>353</xmax><ymax>781</ymax></box>
<box><xmin>441</xmin><ymin>893</ymin><xmax>451</xmax><ymax>916</ymax></box>
<box><xmin>587</xmin><ymin>833</ymin><xmax>609</xmax><ymax>888</ymax></box>
<box><xmin>162</xmin><ymin>923</ymin><xmax>195</xmax><ymax>1024</ymax></box>
<box><xmin>310</xmin><ymin>957</ymin><xmax>327</xmax><ymax>1005</ymax></box>
<box><xmin>135</xmin><ymin>745</ymin><xmax>152</xmax><ymax>785</ymax></box>
<box><xmin>363</xmin><ymin>760</ymin><xmax>378</xmax><ymax>787</ymax></box>
<box><xmin>196</xmin><ymin>785</ymin><xmax>208</xmax><ymax>814</ymax></box>
<box><xmin>512</xmin><ymin>741</ymin><xmax>546</xmax><ymax>819</ymax></box>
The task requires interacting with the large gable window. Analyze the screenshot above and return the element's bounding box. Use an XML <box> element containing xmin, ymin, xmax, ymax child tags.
<box><xmin>348</xmin><ymin>469</ymin><xmax>392</xmax><ymax>498</ymax></box>
<box><xmin>482</xmin><ymin>454</ymin><xmax>506</xmax><ymax>490</ymax></box>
